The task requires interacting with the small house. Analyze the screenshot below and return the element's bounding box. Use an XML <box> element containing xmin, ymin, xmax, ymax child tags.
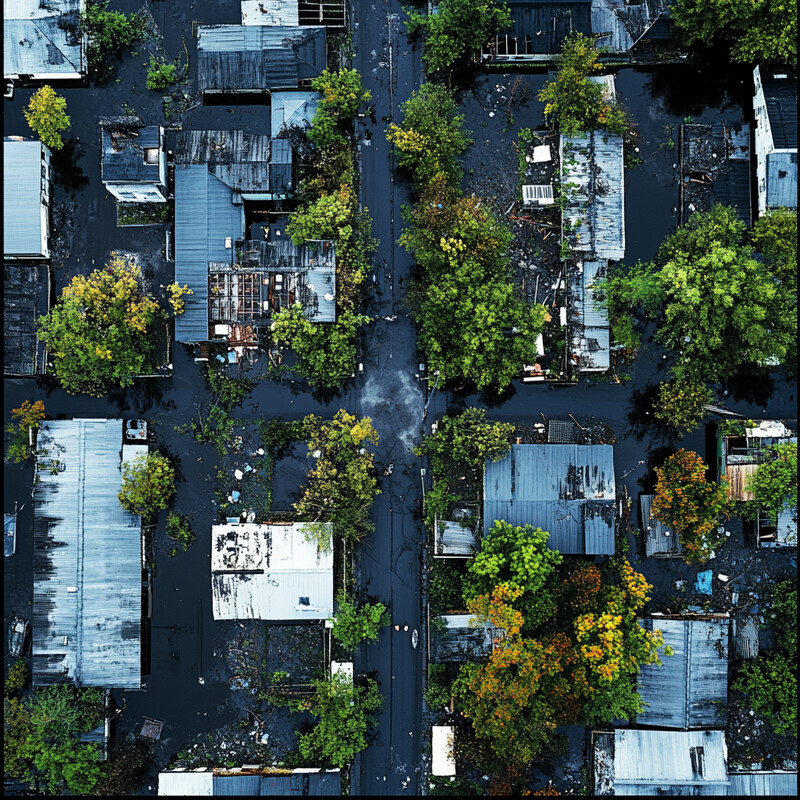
<box><xmin>430</xmin><ymin>614</ymin><xmax>505</xmax><ymax>662</ymax></box>
<box><xmin>197</xmin><ymin>25</ymin><xmax>327</xmax><ymax>95</ymax></box>
<box><xmin>4</xmin><ymin>0</ymin><xmax>86</xmax><ymax>81</ymax></box>
<box><xmin>211</xmin><ymin>522</ymin><xmax>333</xmax><ymax>621</ymax></box>
<box><xmin>593</xmin><ymin>729</ymin><xmax>729</xmax><ymax>795</ymax></box>
<box><xmin>100</xmin><ymin>120</ymin><xmax>167</xmax><ymax>203</ymax></box>
<box><xmin>639</xmin><ymin>493</ymin><xmax>683</xmax><ymax>558</ymax></box>
<box><xmin>32</xmin><ymin>419</ymin><xmax>145</xmax><ymax>689</ymax></box>
<box><xmin>158</xmin><ymin>767</ymin><xmax>341</xmax><ymax>795</ymax></box>
<box><xmin>483</xmin><ymin>444</ymin><xmax>616</xmax><ymax>555</ymax></box>
<box><xmin>728</xmin><ymin>770</ymin><xmax>798</xmax><ymax>796</ymax></box>
<box><xmin>4</xmin><ymin>261</ymin><xmax>50</xmax><ymax>376</ymax></box>
<box><xmin>568</xmin><ymin>259</ymin><xmax>610</xmax><ymax>373</ymax></box>
<box><xmin>636</xmin><ymin>615</ymin><xmax>729</xmax><ymax>729</ymax></box>
<box><xmin>4</xmin><ymin>137</ymin><xmax>51</xmax><ymax>260</ymax></box>
<box><xmin>752</xmin><ymin>67</ymin><xmax>797</xmax><ymax>215</ymax></box>
<box><xmin>431</xmin><ymin>726</ymin><xmax>456</xmax><ymax>777</ymax></box>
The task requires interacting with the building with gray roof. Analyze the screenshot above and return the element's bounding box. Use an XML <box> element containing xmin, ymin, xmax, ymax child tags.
<box><xmin>593</xmin><ymin>729</ymin><xmax>730</xmax><ymax>795</ymax></box>
<box><xmin>211</xmin><ymin>523</ymin><xmax>333</xmax><ymax>620</ymax></box>
<box><xmin>197</xmin><ymin>25</ymin><xmax>326</xmax><ymax>94</ymax></box>
<box><xmin>569</xmin><ymin>259</ymin><xmax>610</xmax><ymax>373</ymax></box>
<box><xmin>159</xmin><ymin>767</ymin><xmax>341</xmax><ymax>795</ymax></box>
<box><xmin>4</xmin><ymin>261</ymin><xmax>50</xmax><ymax>376</ymax></box>
<box><xmin>241</xmin><ymin>0</ymin><xmax>346</xmax><ymax>27</ymax></box>
<box><xmin>32</xmin><ymin>419</ymin><xmax>144</xmax><ymax>689</ymax></box>
<box><xmin>753</xmin><ymin>66</ymin><xmax>797</xmax><ymax>214</ymax></box>
<box><xmin>270</xmin><ymin>90</ymin><xmax>321</xmax><ymax>138</ymax></box>
<box><xmin>640</xmin><ymin>493</ymin><xmax>683</xmax><ymax>557</ymax></box>
<box><xmin>636</xmin><ymin>616</ymin><xmax>729</xmax><ymax>729</ymax></box>
<box><xmin>4</xmin><ymin>137</ymin><xmax>51</xmax><ymax>260</ymax></box>
<box><xmin>483</xmin><ymin>444</ymin><xmax>616</xmax><ymax>554</ymax></box>
<box><xmin>728</xmin><ymin>771</ymin><xmax>798</xmax><ymax>796</ymax></box>
<box><xmin>4</xmin><ymin>0</ymin><xmax>86</xmax><ymax>80</ymax></box>
<box><xmin>100</xmin><ymin>120</ymin><xmax>167</xmax><ymax>203</ymax></box>
<box><xmin>430</xmin><ymin>614</ymin><xmax>505</xmax><ymax>662</ymax></box>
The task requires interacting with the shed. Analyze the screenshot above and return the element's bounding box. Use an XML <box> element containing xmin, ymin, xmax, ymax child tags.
<box><xmin>197</xmin><ymin>25</ymin><xmax>326</xmax><ymax>94</ymax></box>
<box><xmin>728</xmin><ymin>771</ymin><xmax>798</xmax><ymax>796</ymax></box>
<box><xmin>430</xmin><ymin>614</ymin><xmax>505</xmax><ymax>662</ymax></box>
<box><xmin>242</xmin><ymin>0</ymin><xmax>299</xmax><ymax>25</ymax></box>
<box><xmin>4</xmin><ymin>137</ymin><xmax>51</xmax><ymax>260</ymax></box>
<box><xmin>560</xmin><ymin>131</ymin><xmax>625</xmax><ymax>261</ymax></box>
<box><xmin>593</xmin><ymin>729</ymin><xmax>729</xmax><ymax>795</ymax></box>
<box><xmin>636</xmin><ymin>616</ymin><xmax>729</xmax><ymax>729</ymax></box>
<box><xmin>433</xmin><ymin>519</ymin><xmax>477</xmax><ymax>557</ymax></box>
<box><xmin>4</xmin><ymin>261</ymin><xmax>50</xmax><ymax>376</ymax></box>
<box><xmin>100</xmin><ymin>122</ymin><xmax>167</xmax><ymax>203</ymax></box>
<box><xmin>757</xmin><ymin>505</ymin><xmax>797</xmax><ymax>548</ymax></box>
<box><xmin>158</xmin><ymin>767</ymin><xmax>341</xmax><ymax>795</ymax></box>
<box><xmin>731</xmin><ymin>613</ymin><xmax>759</xmax><ymax>660</ymax></box>
<box><xmin>4</xmin><ymin>0</ymin><xmax>86</xmax><ymax>80</ymax></box>
<box><xmin>483</xmin><ymin>444</ymin><xmax>616</xmax><ymax>555</ymax></box>
<box><xmin>211</xmin><ymin>523</ymin><xmax>333</xmax><ymax>620</ymax></box>
<box><xmin>640</xmin><ymin>493</ymin><xmax>683</xmax><ymax>558</ymax></box>
<box><xmin>32</xmin><ymin>419</ymin><xmax>143</xmax><ymax>689</ymax></box>
<box><xmin>569</xmin><ymin>259</ymin><xmax>610</xmax><ymax>373</ymax></box>
<box><xmin>431</xmin><ymin>726</ymin><xmax>456</xmax><ymax>777</ymax></box>
<box><xmin>270</xmin><ymin>90</ymin><xmax>321</xmax><ymax>138</ymax></box>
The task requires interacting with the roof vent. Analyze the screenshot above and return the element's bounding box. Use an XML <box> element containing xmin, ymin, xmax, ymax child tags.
<box><xmin>690</xmin><ymin>746</ymin><xmax>705</xmax><ymax>776</ymax></box>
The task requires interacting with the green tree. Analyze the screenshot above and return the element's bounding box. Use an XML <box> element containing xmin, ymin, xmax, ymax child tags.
<box><xmin>24</xmin><ymin>86</ymin><xmax>70</xmax><ymax>150</ymax></box>
<box><xmin>287</xmin><ymin>185</ymin><xmax>357</xmax><ymax>244</ymax></box>
<box><xmin>330</xmin><ymin>592</ymin><xmax>390</xmax><ymax>651</ymax></box>
<box><xmin>308</xmin><ymin>69</ymin><xmax>371</xmax><ymax>148</ymax></box>
<box><xmin>671</xmin><ymin>0</ymin><xmax>797</xmax><ymax>66</ymax></box>
<box><xmin>539</xmin><ymin>33</ymin><xmax>629</xmax><ymax>135</ymax></box>
<box><xmin>118</xmin><ymin>452</ymin><xmax>176</xmax><ymax>519</ymax></box>
<box><xmin>751</xmin><ymin>207</ymin><xmax>797</xmax><ymax>293</ymax></box>
<box><xmin>146</xmin><ymin>56</ymin><xmax>179</xmax><ymax>90</ymax></box>
<box><xmin>293</xmin><ymin>673</ymin><xmax>384</xmax><ymax>768</ymax></box>
<box><xmin>387</xmin><ymin>84</ymin><xmax>473</xmax><ymax>190</ymax></box>
<box><xmin>293</xmin><ymin>410</ymin><xmax>380</xmax><ymax>543</ymax></box>
<box><xmin>651</xmin><ymin>449</ymin><xmax>730</xmax><ymax>563</ymax></box>
<box><xmin>743</xmin><ymin>442</ymin><xmax>798</xmax><ymax>525</ymax></box>
<box><xmin>81</xmin><ymin>0</ymin><xmax>147</xmax><ymax>76</ymax></box>
<box><xmin>37</xmin><ymin>256</ymin><xmax>173</xmax><ymax>396</ymax></box>
<box><xmin>165</xmin><ymin>511</ymin><xmax>196</xmax><ymax>556</ymax></box>
<box><xmin>5</xmin><ymin>400</ymin><xmax>45</xmax><ymax>464</ymax></box>
<box><xmin>653</xmin><ymin>378</ymin><xmax>713</xmax><ymax>435</ymax></box>
<box><xmin>4</xmin><ymin>660</ymin><xmax>29</xmax><ymax>694</ymax></box>
<box><xmin>406</xmin><ymin>0</ymin><xmax>511</xmax><ymax>75</ymax></box>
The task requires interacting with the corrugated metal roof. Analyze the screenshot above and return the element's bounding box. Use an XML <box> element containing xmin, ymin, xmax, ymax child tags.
<box><xmin>242</xmin><ymin>0</ymin><xmax>299</xmax><ymax>25</ymax></box>
<box><xmin>431</xmin><ymin>614</ymin><xmax>504</xmax><ymax>662</ymax></box>
<box><xmin>158</xmin><ymin>769</ymin><xmax>342</xmax><ymax>796</ymax></box>
<box><xmin>270</xmin><ymin>91</ymin><xmax>320</xmax><ymax>137</ymax></box>
<box><xmin>4</xmin><ymin>0</ymin><xmax>86</xmax><ymax>78</ymax></box>
<box><xmin>731</xmin><ymin>613</ymin><xmax>759</xmax><ymax>660</ymax></box>
<box><xmin>640</xmin><ymin>493</ymin><xmax>683</xmax><ymax>557</ymax></box>
<box><xmin>434</xmin><ymin>520</ymin><xmax>477</xmax><ymax>555</ymax></box>
<box><xmin>766</xmin><ymin>151</ymin><xmax>798</xmax><ymax>209</ymax></box>
<box><xmin>570</xmin><ymin>259</ymin><xmax>610</xmax><ymax>372</ymax></box>
<box><xmin>610</xmin><ymin>729</ymin><xmax>729</xmax><ymax>794</ymax></box>
<box><xmin>32</xmin><ymin>419</ymin><xmax>142</xmax><ymax>689</ymax></box>
<box><xmin>211</xmin><ymin>523</ymin><xmax>333</xmax><ymax>620</ymax></box>
<box><xmin>483</xmin><ymin>444</ymin><xmax>615</xmax><ymax>554</ymax></box>
<box><xmin>4</xmin><ymin>261</ymin><xmax>49</xmax><ymax>375</ymax></box>
<box><xmin>636</xmin><ymin>618</ymin><xmax>729</xmax><ymax>729</ymax></box>
<box><xmin>4</xmin><ymin>138</ymin><xmax>49</xmax><ymax>258</ymax></box>
<box><xmin>174</xmin><ymin>165</ymin><xmax>245</xmax><ymax>342</ymax></box>
<box><xmin>728</xmin><ymin>771</ymin><xmax>798</xmax><ymax>796</ymax></box>
<box><xmin>158</xmin><ymin>771</ymin><xmax>213</xmax><ymax>795</ymax></box>
<box><xmin>561</xmin><ymin>131</ymin><xmax>625</xmax><ymax>261</ymax></box>
<box><xmin>761</xmin><ymin>72</ymin><xmax>798</xmax><ymax>150</ymax></box>
<box><xmin>101</xmin><ymin>125</ymin><xmax>161</xmax><ymax>184</ymax></box>
<box><xmin>197</xmin><ymin>25</ymin><xmax>326</xmax><ymax>92</ymax></box>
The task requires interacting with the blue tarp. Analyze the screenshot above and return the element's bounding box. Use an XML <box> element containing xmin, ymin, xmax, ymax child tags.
<box><xmin>695</xmin><ymin>570</ymin><xmax>713</xmax><ymax>595</ymax></box>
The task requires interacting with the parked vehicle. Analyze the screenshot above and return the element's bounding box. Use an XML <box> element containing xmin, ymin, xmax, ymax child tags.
<box><xmin>124</xmin><ymin>419</ymin><xmax>148</xmax><ymax>442</ymax></box>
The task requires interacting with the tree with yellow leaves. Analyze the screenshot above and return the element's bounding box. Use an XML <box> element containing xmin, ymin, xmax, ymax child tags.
<box><xmin>24</xmin><ymin>86</ymin><xmax>70</xmax><ymax>150</ymax></box>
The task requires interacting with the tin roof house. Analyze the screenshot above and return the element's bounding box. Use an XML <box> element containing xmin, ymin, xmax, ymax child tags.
<box><xmin>159</xmin><ymin>767</ymin><xmax>341</xmax><ymax>795</ymax></box>
<box><xmin>636</xmin><ymin>616</ymin><xmax>729</xmax><ymax>729</ymax></box>
<box><xmin>717</xmin><ymin>419</ymin><xmax>797</xmax><ymax>548</ymax></box>
<box><xmin>32</xmin><ymin>419</ymin><xmax>145</xmax><ymax>689</ymax></box>
<box><xmin>4</xmin><ymin>137</ymin><xmax>52</xmax><ymax>261</ymax></box>
<box><xmin>483</xmin><ymin>444</ymin><xmax>616</xmax><ymax>555</ymax></box>
<box><xmin>271</xmin><ymin>90</ymin><xmax>321</xmax><ymax>138</ymax></box>
<box><xmin>593</xmin><ymin>729</ymin><xmax>730</xmax><ymax>795</ymax></box>
<box><xmin>752</xmin><ymin>67</ymin><xmax>797</xmax><ymax>215</ymax></box>
<box><xmin>481</xmin><ymin>0</ymin><xmax>670</xmax><ymax>62</ymax></box>
<box><xmin>4</xmin><ymin>261</ymin><xmax>50</xmax><ymax>376</ymax></box>
<box><xmin>211</xmin><ymin>522</ymin><xmax>333</xmax><ymax>621</ymax></box>
<box><xmin>100</xmin><ymin>120</ymin><xmax>167</xmax><ymax>203</ymax></box>
<box><xmin>4</xmin><ymin>0</ymin><xmax>86</xmax><ymax>81</ymax></box>
<box><xmin>197</xmin><ymin>25</ymin><xmax>326</xmax><ymax>95</ymax></box>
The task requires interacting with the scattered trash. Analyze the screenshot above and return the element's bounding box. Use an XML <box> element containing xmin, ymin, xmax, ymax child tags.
<box><xmin>198</xmin><ymin>676</ymin><xmax>205</xmax><ymax>685</ymax></box>
<box><xmin>231</xmin><ymin>490</ymin><xmax>241</xmax><ymax>502</ymax></box>
<box><xmin>234</xmin><ymin>469</ymin><xmax>244</xmax><ymax>480</ymax></box>
<box><xmin>695</xmin><ymin>570</ymin><xmax>713</xmax><ymax>595</ymax></box>
<box><xmin>674</xmin><ymin>580</ymin><xmax>686</xmax><ymax>590</ymax></box>
<box><xmin>718</xmin><ymin>574</ymin><xmax>729</xmax><ymax>582</ymax></box>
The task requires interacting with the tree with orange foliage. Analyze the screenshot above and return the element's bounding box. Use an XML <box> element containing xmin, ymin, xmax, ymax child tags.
<box><xmin>651</xmin><ymin>449</ymin><xmax>729</xmax><ymax>564</ymax></box>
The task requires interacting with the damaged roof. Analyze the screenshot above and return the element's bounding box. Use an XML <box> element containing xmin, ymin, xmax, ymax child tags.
<box><xmin>430</xmin><ymin>615</ymin><xmax>505</xmax><ymax>662</ymax></box>
<box><xmin>636</xmin><ymin>617</ymin><xmax>729</xmax><ymax>729</ymax></box>
<box><xmin>158</xmin><ymin>768</ymin><xmax>342</xmax><ymax>795</ymax></box>
<box><xmin>197</xmin><ymin>25</ymin><xmax>326</xmax><ymax>92</ymax></box>
<box><xmin>569</xmin><ymin>259</ymin><xmax>610</xmax><ymax>372</ymax></box>
<box><xmin>100</xmin><ymin>124</ymin><xmax>162</xmax><ymax>184</ymax></box>
<box><xmin>483</xmin><ymin>444</ymin><xmax>616</xmax><ymax>554</ymax></box>
<box><xmin>561</xmin><ymin>131</ymin><xmax>625</xmax><ymax>261</ymax></box>
<box><xmin>4</xmin><ymin>0</ymin><xmax>86</xmax><ymax>79</ymax></box>
<box><xmin>211</xmin><ymin>523</ymin><xmax>333</xmax><ymax>620</ymax></box>
<box><xmin>640</xmin><ymin>493</ymin><xmax>683</xmax><ymax>557</ymax></box>
<box><xmin>4</xmin><ymin>261</ymin><xmax>50</xmax><ymax>376</ymax></box>
<box><xmin>32</xmin><ymin>419</ymin><xmax>143</xmax><ymax>689</ymax></box>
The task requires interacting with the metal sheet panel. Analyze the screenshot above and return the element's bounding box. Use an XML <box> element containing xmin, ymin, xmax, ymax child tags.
<box><xmin>766</xmin><ymin>151</ymin><xmax>798</xmax><ymax>209</ymax></box>
<box><xmin>271</xmin><ymin>91</ymin><xmax>321</xmax><ymax>137</ymax></box>
<box><xmin>4</xmin><ymin>139</ymin><xmax>48</xmax><ymax>257</ymax></box>
<box><xmin>640</xmin><ymin>493</ymin><xmax>683</xmax><ymax>557</ymax></box>
<box><xmin>101</xmin><ymin>126</ymin><xmax>161</xmax><ymax>184</ymax></box>
<box><xmin>158</xmin><ymin>771</ymin><xmax>214</xmax><ymax>795</ymax></box>
<box><xmin>728</xmin><ymin>772</ymin><xmax>798</xmax><ymax>796</ymax></box>
<box><xmin>431</xmin><ymin>615</ymin><xmax>503</xmax><ymax>662</ymax></box>
<box><xmin>32</xmin><ymin>420</ymin><xmax>142</xmax><ymax>689</ymax></box>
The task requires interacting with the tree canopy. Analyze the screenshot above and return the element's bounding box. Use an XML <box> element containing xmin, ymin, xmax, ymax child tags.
<box><xmin>744</xmin><ymin>442</ymin><xmax>798</xmax><ymax>525</ymax></box>
<box><xmin>330</xmin><ymin>592</ymin><xmax>390</xmax><ymax>651</ymax></box>
<box><xmin>751</xmin><ymin>207</ymin><xmax>797</xmax><ymax>293</ymax></box>
<box><xmin>118</xmin><ymin>452</ymin><xmax>176</xmax><ymax>520</ymax></box>
<box><xmin>307</xmin><ymin>69</ymin><xmax>371</xmax><ymax>148</ymax></box>
<box><xmin>24</xmin><ymin>86</ymin><xmax>70</xmax><ymax>150</ymax></box>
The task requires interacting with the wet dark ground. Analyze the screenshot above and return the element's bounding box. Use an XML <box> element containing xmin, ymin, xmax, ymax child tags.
<box><xmin>3</xmin><ymin>0</ymin><xmax>797</xmax><ymax>794</ymax></box>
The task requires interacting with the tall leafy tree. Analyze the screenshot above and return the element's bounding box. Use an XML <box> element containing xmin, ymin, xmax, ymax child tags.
<box><xmin>24</xmin><ymin>86</ymin><xmax>70</xmax><ymax>150</ymax></box>
<box><xmin>307</xmin><ymin>69</ymin><xmax>371</xmax><ymax>147</ymax></box>
<box><xmin>118</xmin><ymin>452</ymin><xmax>176</xmax><ymax>519</ymax></box>
<box><xmin>751</xmin><ymin>207</ymin><xmax>797</xmax><ymax>293</ymax></box>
